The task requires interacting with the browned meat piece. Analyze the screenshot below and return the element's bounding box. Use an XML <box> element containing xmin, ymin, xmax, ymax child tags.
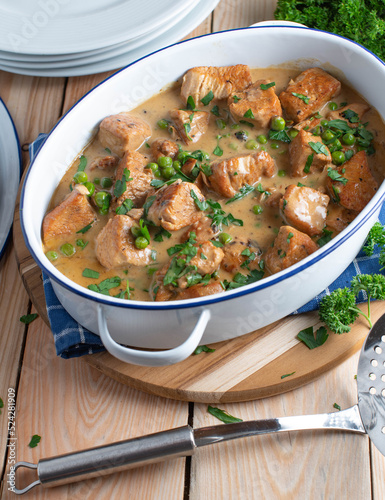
<box><xmin>43</xmin><ymin>185</ymin><xmax>97</xmax><ymax>246</ymax></box>
<box><xmin>175</xmin><ymin>281</ymin><xmax>224</xmax><ymax>300</ymax></box>
<box><xmin>221</xmin><ymin>236</ymin><xmax>261</xmax><ymax>273</ymax></box>
<box><xmin>146</xmin><ymin>179</ymin><xmax>205</xmax><ymax>231</ymax></box>
<box><xmin>181</xmin><ymin>158</ymin><xmax>197</xmax><ymax>177</ymax></box>
<box><xmin>169</xmin><ymin>109</ymin><xmax>209</xmax><ymax>144</ymax></box>
<box><xmin>98</xmin><ymin>113</ymin><xmax>151</xmax><ymax>157</ymax></box>
<box><xmin>182</xmin><ymin>216</ymin><xmax>220</xmax><ymax>244</ymax></box>
<box><xmin>127</xmin><ymin>208</ymin><xmax>144</xmax><ymax>220</ymax></box>
<box><xmin>328</xmin><ymin>103</ymin><xmax>370</xmax><ymax>126</ymax></box>
<box><xmin>228</xmin><ymin>80</ymin><xmax>282</xmax><ymax>128</ymax></box>
<box><xmin>326</xmin><ymin>151</ymin><xmax>378</xmax><ymax>212</ymax></box>
<box><xmin>114</xmin><ymin>151</ymin><xmax>154</xmax><ymax>208</ymax></box>
<box><xmin>293</xmin><ymin>117</ymin><xmax>321</xmax><ymax>132</ymax></box>
<box><xmin>325</xmin><ymin>205</ymin><xmax>357</xmax><ymax>232</ymax></box>
<box><xmin>260</xmin><ymin>188</ymin><xmax>283</xmax><ymax>208</ymax></box>
<box><xmin>150</xmin><ymin>138</ymin><xmax>179</xmax><ymax>161</ymax></box>
<box><xmin>89</xmin><ymin>155</ymin><xmax>119</xmax><ymax>171</ymax></box>
<box><xmin>289</xmin><ymin>129</ymin><xmax>331</xmax><ymax>177</ymax></box>
<box><xmin>203</xmin><ymin>151</ymin><xmax>276</xmax><ymax>198</ymax></box>
<box><xmin>280</xmin><ymin>185</ymin><xmax>330</xmax><ymax>236</ymax></box>
<box><xmin>188</xmin><ymin>241</ymin><xmax>224</xmax><ymax>277</ymax></box>
<box><xmin>279</xmin><ymin>68</ymin><xmax>341</xmax><ymax>123</ymax></box>
<box><xmin>95</xmin><ymin>215</ymin><xmax>152</xmax><ymax>269</ymax></box>
<box><xmin>180</xmin><ymin>65</ymin><xmax>252</xmax><ymax>105</ymax></box>
<box><xmin>265</xmin><ymin>226</ymin><xmax>319</xmax><ymax>275</ymax></box>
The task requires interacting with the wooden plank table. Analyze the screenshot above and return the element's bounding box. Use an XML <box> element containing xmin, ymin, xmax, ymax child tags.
<box><xmin>1</xmin><ymin>1</ymin><xmax>385</xmax><ymax>498</ymax></box>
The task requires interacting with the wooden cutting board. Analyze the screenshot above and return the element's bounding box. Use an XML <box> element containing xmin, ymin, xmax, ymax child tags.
<box><xmin>13</xmin><ymin>177</ymin><xmax>381</xmax><ymax>403</ymax></box>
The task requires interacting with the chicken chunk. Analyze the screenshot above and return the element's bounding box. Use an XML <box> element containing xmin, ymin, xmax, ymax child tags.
<box><xmin>279</xmin><ymin>68</ymin><xmax>341</xmax><ymax>123</ymax></box>
<box><xmin>89</xmin><ymin>155</ymin><xmax>119</xmax><ymax>171</ymax></box>
<box><xmin>146</xmin><ymin>179</ymin><xmax>205</xmax><ymax>231</ymax></box>
<box><xmin>325</xmin><ymin>205</ymin><xmax>357</xmax><ymax>232</ymax></box>
<box><xmin>188</xmin><ymin>241</ymin><xmax>224</xmax><ymax>277</ymax></box>
<box><xmin>221</xmin><ymin>236</ymin><xmax>262</xmax><ymax>273</ymax></box>
<box><xmin>169</xmin><ymin>109</ymin><xmax>210</xmax><ymax>144</ymax></box>
<box><xmin>289</xmin><ymin>129</ymin><xmax>331</xmax><ymax>177</ymax></box>
<box><xmin>280</xmin><ymin>184</ymin><xmax>330</xmax><ymax>236</ymax></box>
<box><xmin>264</xmin><ymin>226</ymin><xmax>319</xmax><ymax>275</ymax></box>
<box><xmin>203</xmin><ymin>151</ymin><xmax>276</xmax><ymax>198</ymax></box>
<box><xmin>114</xmin><ymin>151</ymin><xmax>154</xmax><ymax>208</ymax></box>
<box><xmin>180</xmin><ymin>65</ymin><xmax>252</xmax><ymax>105</ymax></box>
<box><xmin>150</xmin><ymin>138</ymin><xmax>179</xmax><ymax>162</ymax></box>
<box><xmin>328</xmin><ymin>103</ymin><xmax>370</xmax><ymax>126</ymax></box>
<box><xmin>293</xmin><ymin>116</ymin><xmax>321</xmax><ymax>132</ymax></box>
<box><xmin>228</xmin><ymin>80</ymin><xmax>282</xmax><ymax>128</ymax></box>
<box><xmin>95</xmin><ymin>215</ymin><xmax>152</xmax><ymax>269</ymax></box>
<box><xmin>43</xmin><ymin>185</ymin><xmax>97</xmax><ymax>246</ymax></box>
<box><xmin>98</xmin><ymin>113</ymin><xmax>151</xmax><ymax>157</ymax></box>
<box><xmin>326</xmin><ymin>151</ymin><xmax>378</xmax><ymax>212</ymax></box>
<box><xmin>183</xmin><ymin>216</ymin><xmax>220</xmax><ymax>244</ymax></box>
<box><xmin>175</xmin><ymin>281</ymin><xmax>224</xmax><ymax>300</ymax></box>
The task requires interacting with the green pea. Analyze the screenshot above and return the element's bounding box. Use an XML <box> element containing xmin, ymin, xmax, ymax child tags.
<box><xmin>271</xmin><ymin>116</ymin><xmax>286</xmax><ymax>131</ymax></box>
<box><xmin>101</xmin><ymin>177</ymin><xmax>113</xmax><ymax>188</ymax></box>
<box><xmin>177</xmin><ymin>151</ymin><xmax>190</xmax><ymax>162</ymax></box>
<box><xmin>332</xmin><ymin>150</ymin><xmax>345</xmax><ymax>165</ymax></box>
<box><xmin>73</xmin><ymin>171</ymin><xmax>87</xmax><ymax>184</ymax></box>
<box><xmin>93</xmin><ymin>177</ymin><xmax>100</xmax><ymax>185</ymax></box>
<box><xmin>99</xmin><ymin>207</ymin><xmax>109</xmax><ymax>216</ymax></box>
<box><xmin>172</xmin><ymin>160</ymin><xmax>181</xmax><ymax>170</ymax></box>
<box><xmin>46</xmin><ymin>250</ymin><xmax>58</xmax><ymax>261</ymax></box>
<box><xmin>312</xmin><ymin>125</ymin><xmax>322</xmax><ymax>136</ymax></box>
<box><xmin>253</xmin><ymin>205</ymin><xmax>263</xmax><ymax>215</ymax></box>
<box><xmin>288</xmin><ymin>128</ymin><xmax>299</xmax><ymax>139</ymax></box>
<box><xmin>322</xmin><ymin>130</ymin><xmax>335</xmax><ymax>142</ymax></box>
<box><xmin>328</xmin><ymin>139</ymin><xmax>342</xmax><ymax>153</ymax></box>
<box><xmin>328</xmin><ymin>102</ymin><xmax>338</xmax><ymax>111</ymax></box>
<box><xmin>257</xmin><ymin>134</ymin><xmax>267</xmax><ymax>144</ymax></box>
<box><xmin>158</xmin><ymin>156</ymin><xmax>173</xmax><ymax>168</ymax></box>
<box><xmin>270</xmin><ymin>143</ymin><xmax>279</xmax><ymax>149</ymax></box>
<box><xmin>131</xmin><ymin>226</ymin><xmax>142</xmax><ymax>238</ymax></box>
<box><xmin>278</xmin><ymin>169</ymin><xmax>286</xmax><ymax>177</ymax></box>
<box><xmin>162</xmin><ymin>166</ymin><xmax>176</xmax><ymax>179</ymax></box>
<box><xmin>216</xmin><ymin>118</ymin><xmax>227</xmax><ymax>130</ymax></box>
<box><xmin>245</xmin><ymin>139</ymin><xmax>258</xmax><ymax>150</ymax></box>
<box><xmin>135</xmin><ymin>236</ymin><xmax>149</xmax><ymax>249</ymax></box>
<box><xmin>83</xmin><ymin>182</ymin><xmax>95</xmax><ymax>196</ymax></box>
<box><xmin>342</xmin><ymin>133</ymin><xmax>355</xmax><ymax>146</ymax></box>
<box><xmin>157</xmin><ymin>119</ymin><xmax>169</xmax><ymax>129</ymax></box>
<box><xmin>219</xmin><ymin>232</ymin><xmax>232</xmax><ymax>245</ymax></box>
<box><xmin>320</xmin><ymin>119</ymin><xmax>329</xmax><ymax>127</ymax></box>
<box><xmin>60</xmin><ymin>243</ymin><xmax>75</xmax><ymax>257</ymax></box>
<box><xmin>95</xmin><ymin>191</ymin><xmax>110</xmax><ymax>208</ymax></box>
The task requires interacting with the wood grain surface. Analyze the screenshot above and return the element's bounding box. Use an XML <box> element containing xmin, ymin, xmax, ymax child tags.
<box><xmin>2</xmin><ymin>0</ymin><xmax>385</xmax><ymax>499</ymax></box>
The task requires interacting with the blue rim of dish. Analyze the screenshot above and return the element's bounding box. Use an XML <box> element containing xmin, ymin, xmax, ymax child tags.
<box><xmin>0</xmin><ymin>96</ymin><xmax>22</xmax><ymax>260</ymax></box>
<box><xmin>20</xmin><ymin>25</ymin><xmax>385</xmax><ymax>310</ymax></box>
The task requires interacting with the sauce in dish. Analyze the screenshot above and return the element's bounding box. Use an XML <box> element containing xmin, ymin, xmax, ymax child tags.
<box><xmin>42</xmin><ymin>65</ymin><xmax>385</xmax><ymax>302</ymax></box>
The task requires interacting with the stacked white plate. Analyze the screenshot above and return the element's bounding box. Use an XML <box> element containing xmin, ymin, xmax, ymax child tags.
<box><xmin>0</xmin><ymin>0</ymin><xmax>219</xmax><ymax>77</ymax></box>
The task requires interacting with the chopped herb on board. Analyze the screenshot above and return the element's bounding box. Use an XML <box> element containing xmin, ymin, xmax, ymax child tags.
<box><xmin>20</xmin><ymin>314</ymin><xmax>38</xmax><ymax>325</ymax></box>
<box><xmin>225</xmin><ymin>184</ymin><xmax>255</xmax><ymax>204</ymax></box>
<box><xmin>28</xmin><ymin>435</ymin><xmax>41</xmax><ymax>448</ymax></box>
<box><xmin>0</xmin><ymin>397</ymin><xmax>3</xmax><ymax>414</ymax></box>
<box><xmin>208</xmin><ymin>405</ymin><xmax>243</xmax><ymax>423</ymax></box>
<box><xmin>194</xmin><ymin>345</ymin><xmax>216</xmax><ymax>354</ymax></box>
<box><xmin>281</xmin><ymin>372</ymin><xmax>296</xmax><ymax>379</ymax></box>
<box><xmin>297</xmin><ymin>326</ymin><xmax>329</xmax><ymax>349</ymax></box>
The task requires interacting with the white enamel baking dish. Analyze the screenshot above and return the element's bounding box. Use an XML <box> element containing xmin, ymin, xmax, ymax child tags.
<box><xmin>21</xmin><ymin>26</ymin><xmax>385</xmax><ymax>366</ymax></box>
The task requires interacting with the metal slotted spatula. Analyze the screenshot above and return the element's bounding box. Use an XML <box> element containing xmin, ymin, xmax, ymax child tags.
<box><xmin>13</xmin><ymin>313</ymin><xmax>385</xmax><ymax>495</ymax></box>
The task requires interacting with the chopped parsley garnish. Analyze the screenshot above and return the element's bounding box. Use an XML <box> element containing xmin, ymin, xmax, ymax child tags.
<box><xmin>105</xmin><ymin>147</ymin><xmax>111</xmax><ymax>154</ymax></box>
<box><xmin>308</xmin><ymin>141</ymin><xmax>329</xmax><ymax>156</ymax></box>
<box><xmin>327</xmin><ymin>167</ymin><xmax>348</xmax><ymax>184</ymax></box>
<box><xmin>243</xmin><ymin>108</ymin><xmax>255</xmax><ymax>119</ymax></box>
<box><xmin>256</xmin><ymin>183</ymin><xmax>271</xmax><ymax>196</ymax></box>
<box><xmin>0</xmin><ymin>397</ymin><xmax>3</xmax><ymax>414</ymax></box>
<box><xmin>342</xmin><ymin>109</ymin><xmax>360</xmax><ymax>123</ymax></box>
<box><xmin>76</xmin><ymin>222</ymin><xmax>93</xmax><ymax>234</ymax></box>
<box><xmin>154</xmin><ymin>227</ymin><xmax>172</xmax><ymax>242</ymax></box>
<box><xmin>292</xmin><ymin>92</ymin><xmax>310</xmax><ymax>104</ymax></box>
<box><xmin>201</xmin><ymin>90</ymin><xmax>214</xmax><ymax>106</ymax></box>
<box><xmin>183</xmin><ymin>122</ymin><xmax>192</xmax><ymax>141</ymax></box>
<box><xmin>303</xmin><ymin>153</ymin><xmax>314</xmax><ymax>174</ymax></box>
<box><xmin>114</xmin><ymin>280</ymin><xmax>131</xmax><ymax>300</ymax></box>
<box><xmin>213</xmin><ymin>145</ymin><xmax>223</xmax><ymax>156</ymax></box>
<box><xmin>207</xmin><ymin>405</ymin><xmax>243</xmax><ymax>423</ymax></box>
<box><xmin>317</xmin><ymin>228</ymin><xmax>333</xmax><ymax>247</ymax></box>
<box><xmin>287</xmin><ymin>232</ymin><xmax>294</xmax><ymax>243</ymax></box>
<box><xmin>205</xmin><ymin>199</ymin><xmax>243</xmax><ymax>230</ymax></box>
<box><xmin>138</xmin><ymin>219</ymin><xmax>151</xmax><ymax>244</ymax></box>
<box><xmin>190</xmin><ymin>189</ymin><xmax>208</xmax><ymax>211</ymax></box>
<box><xmin>239</xmin><ymin>120</ymin><xmax>254</xmax><ymax>128</ymax></box>
<box><xmin>332</xmin><ymin>185</ymin><xmax>341</xmax><ymax>203</ymax></box>
<box><xmin>268</xmin><ymin>127</ymin><xmax>291</xmax><ymax>143</ymax></box>
<box><xmin>28</xmin><ymin>435</ymin><xmax>41</xmax><ymax>448</ymax></box>
<box><xmin>76</xmin><ymin>238</ymin><xmax>89</xmax><ymax>249</ymax></box>
<box><xmin>143</xmin><ymin>195</ymin><xmax>156</xmax><ymax>218</ymax></box>
<box><xmin>344</xmin><ymin>149</ymin><xmax>354</xmax><ymax>161</ymax></box>
<box><xmin>77</xmin><ymin>155</ymin><xmax>87</xmax><ymax>172</ymax></box>
<box><xmin>223</xmin><ymin>269</ymin><xmax>264</xmax><ymax>290</ymax></box>
<box><xmin>211</xmin><ymin>105</ymin><xmax>220</xmax><ymax>116</ymax></box>
<box><xmin>114</xmin><ymin>178</ymin><xmax>127</xmax><ymax>198</ymax></box>
<box><xmin>327</xmin><ymin>119</ymin><xmax>352</xmax><ymax>133</ymax></box>
<box><xmin>281</xmin><ymin>372</ymin><xmax>295</xmax><ymax>379</ymax></box>
<box><xmin>82</xmin><ymin>268</ymin><xmax>100</xmax><ymax>279</ymax></box>
<box><xmin>225</xmin><ymin>184</ymin><xmax>255</xmax><ymax>204</ymax></box>
<box><xmin>297</xmin><ymin>325</ymin><xmax>329</xmax><ymax>349</ymax></box>
<box><xmin>20</xmin><ymin>313</ymin><xmax>39</xmax><ymax>325</ymax></box>
<box><xmin>260</xmin><ymin>82</ymin><xmax>275</xmax><ymax>90</ymax></box>
<box><xmin>194</xmin><ymin>345</ymin><xmax>216</xmax><ymax>354</ymax></box>
<box><xmin>88</xmin><ymin>276</ymin><xmax>121</xmax><ymax>296</ymax></box>
<box><xmin>186</xmin><ymin>95</ymin><xmax>196</xmax><ymax>111</ymax></box>
<box><xmin>233</xmin><ymin>95</ymin><xmax>242</xmax><ymax>102</ymax></box>
<box><xmin>116</xmin><ymin>198</ymin><xmax>134</xmax><ymax>215</ymax></box>
<box><xmin>200</xmin><ymin>163</ymin><xmax>212</xmax><ymax>176</ymax></box>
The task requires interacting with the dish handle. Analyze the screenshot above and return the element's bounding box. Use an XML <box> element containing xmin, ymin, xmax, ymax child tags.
<box><xmin>97</xmin><ymin>305</ymin><xmax>211</xmax><ymax>366</ymax></box>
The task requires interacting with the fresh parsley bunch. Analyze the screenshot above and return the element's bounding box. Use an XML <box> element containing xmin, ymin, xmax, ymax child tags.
<box><xmin>275</xmin><ymin>0</ymin><xmax>385</xmax><ymax>61</ymax></box>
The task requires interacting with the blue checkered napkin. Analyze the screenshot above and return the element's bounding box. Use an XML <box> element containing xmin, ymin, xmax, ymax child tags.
<box><xmin>31</xmin><ymin>135</ymin><xmax>384</xmax><ymax>358</ymax></box>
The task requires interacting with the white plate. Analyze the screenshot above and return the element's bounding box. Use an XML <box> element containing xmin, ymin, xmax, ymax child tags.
<box><xmin>0</xmin><ymin>0</ymin><xmax>219</xmax><ymax>77</ymax></box>
<box><xmin>0</xmin><ymin>0</ymin><xmax>194</xmax><ymax>54</ymax></box>
<box><xmin>0</xmin><ymin>98</ymin><xmax>22</xmax><ymax>259</ymax></box>
<box><xmin>0</xmin><ymin>0</ymin><xmax>200</xmax><ymax>70</ymax></box>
